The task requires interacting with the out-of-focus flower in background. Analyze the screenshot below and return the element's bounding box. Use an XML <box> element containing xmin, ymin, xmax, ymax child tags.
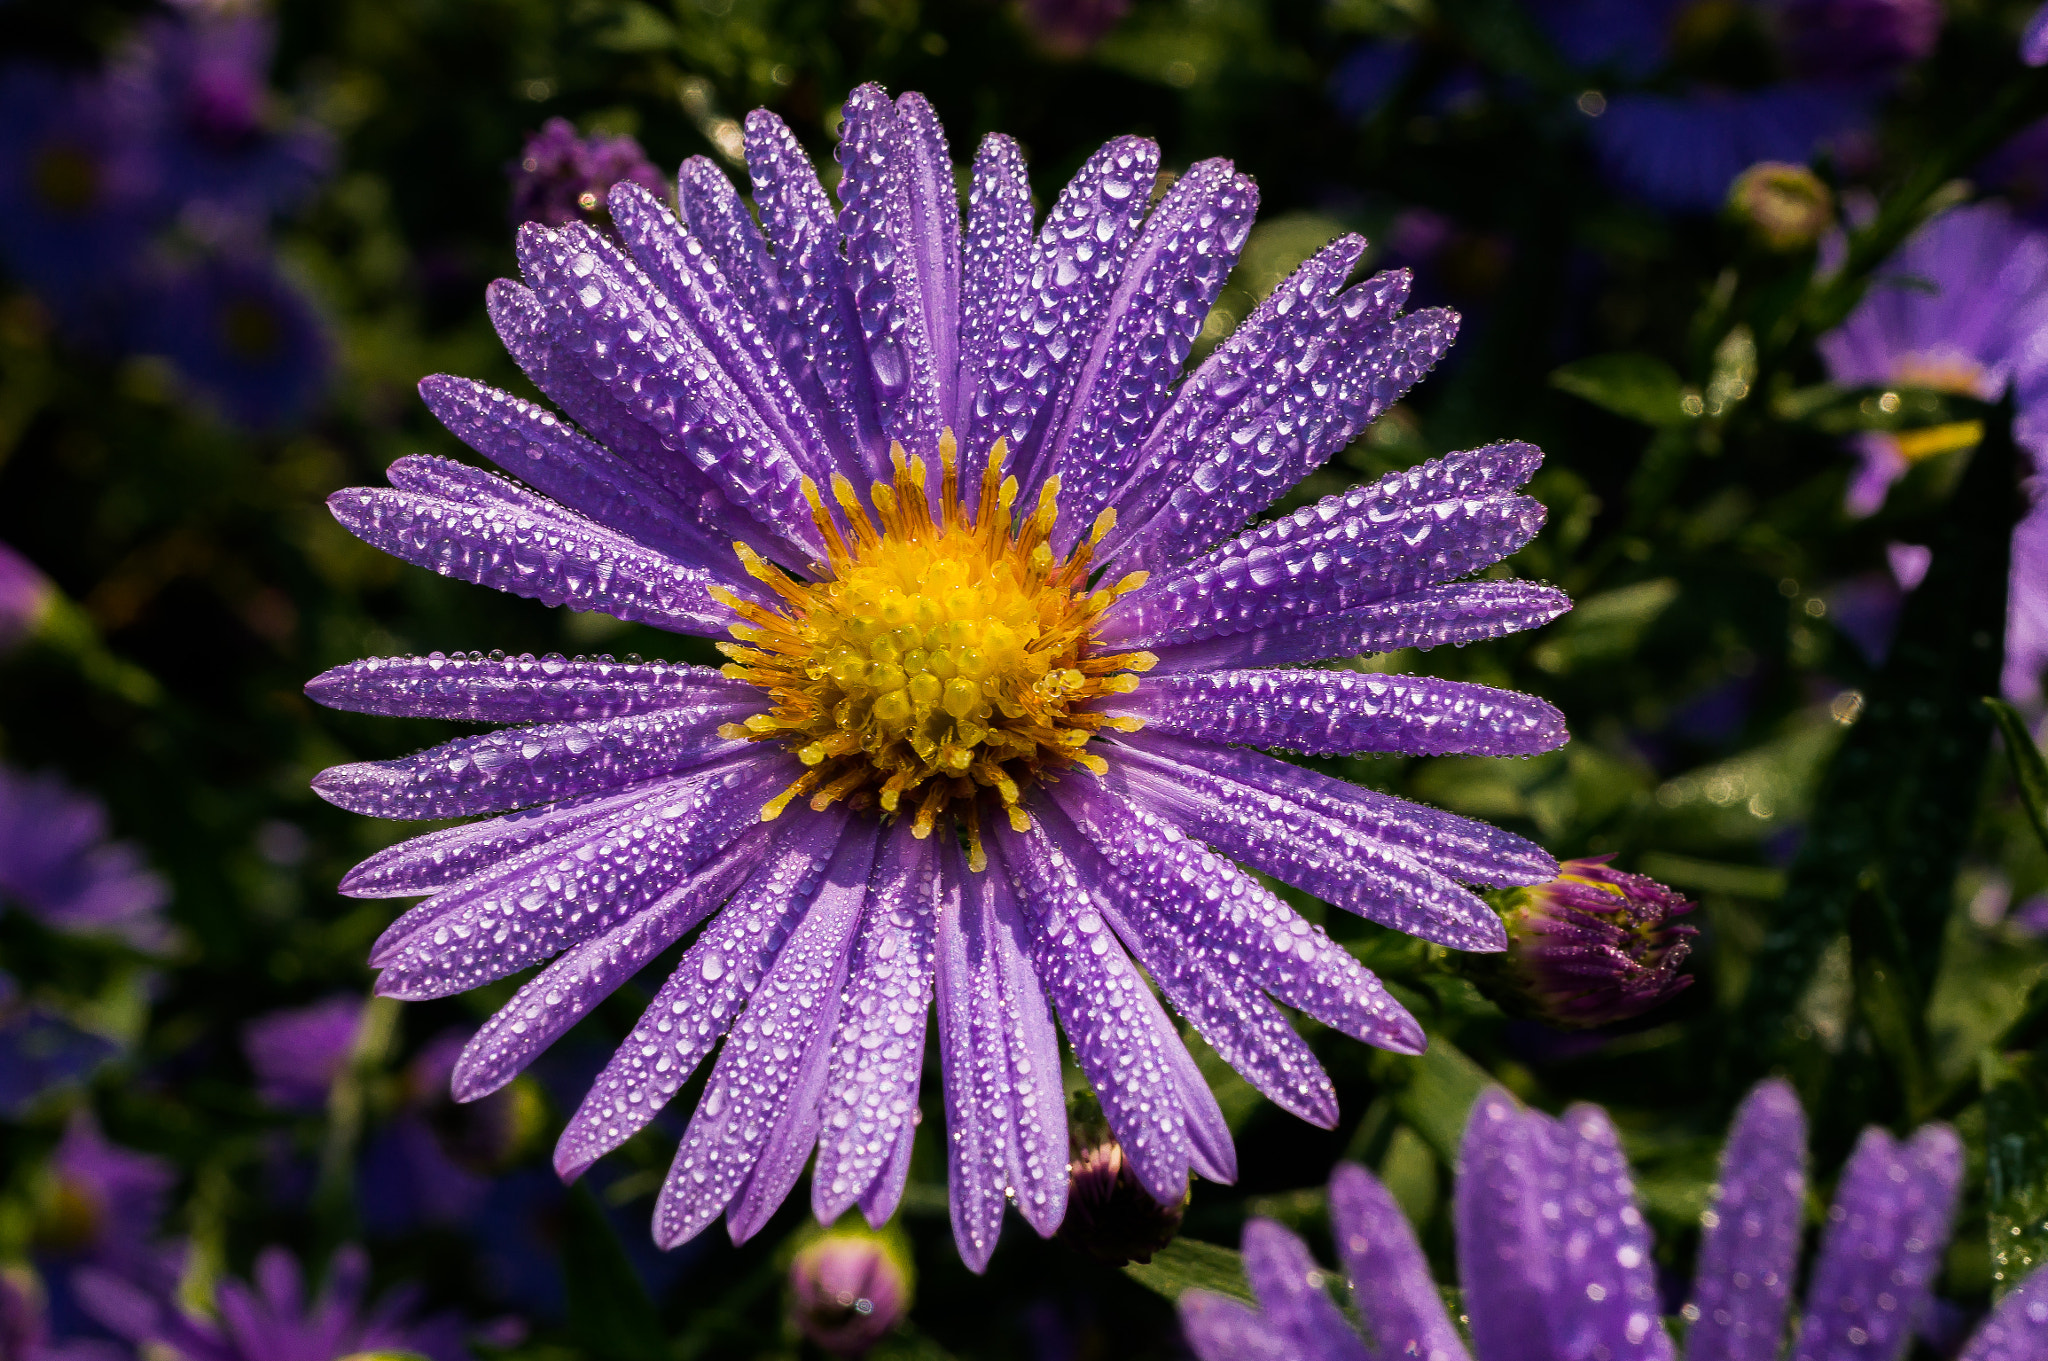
<box><xmin>788</xmin><ymin>1226</ymin><xmax>911</xmax><ymax>1358</ymax></box>
<box><xmin>1728</xmin><ymin>160</ymin><xmax>1835</xmax><ymax>249</ymax></box>
<box><xmin>242</xmin><ymin>994</ymin><xmax>361</xmax><ymax>1113</ymax></box>
<box><xmin>508</xmin><ymin>118</ymin><xmax>665</xmax><ymax>231</ymax></box>
<box><xmin>1775</xmin><ymin>0</ymin><xmax>1941</xmax><ymax>81</ymax></box>
<box><xmin>0</xmin><ymin>977</ymin><xmax>118</xmax><ymax>1120</ymax></box>
<box><xmin>0</xmin><ymin>766</ymin><xmax>169</xmax><ymax>950</ymax></box>
<box><xmin>2025</xmin><ymin>3</ymin><xmax>2048</xmax><ymax>66</ymax></box>
<box><xmin>130</xmin><ymin>246</ymin><xmax>331</xmax><ymax>429</ymax></box>
<box><xmin>1016</xmin><ymin>0</ymin><xmax>1131</xmax><ymax>58</ymax></box>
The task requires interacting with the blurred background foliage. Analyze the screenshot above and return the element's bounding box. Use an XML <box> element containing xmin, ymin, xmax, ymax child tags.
<box><xmin>6</xmin><ymin>0</ymin><xmax>2048</xmax><ymax>1357</ymax></box>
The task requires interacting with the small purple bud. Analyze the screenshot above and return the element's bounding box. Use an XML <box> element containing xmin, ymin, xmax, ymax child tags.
<box><xmin>1474</xmin><ymin>855</ymin><xmax>1698</xmax><ymax>1029</ymax></box>
<box><xmin>788</xmin><ymin>1229</ymin><xmax>911</xmax><ymax>1357</ymax></box>
<box><xmin>1729</xmin><ymin>162</ymin><xmax>1835</xmax><ymax>251</ymax></box>
<box><xmin>508</xmin><ymin>118</ymin><xmax>666</xmax><ymax>231</ymax></box>
<box><xmin>0</xmin><ymin>543</ymin><xmax>54</xmax><ymax>654</ymax></box>
<box><xmin>1054</xmin><ymin>1090</ymin><xmax>1187</xmax><ymax>1266</ymax></box>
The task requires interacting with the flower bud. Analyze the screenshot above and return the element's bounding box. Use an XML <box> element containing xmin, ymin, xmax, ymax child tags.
<box><xmin>788</xmin><ymin>1228</ymin><xmax>911</xmax><ymax>1357</ymax></box>
<box><xmin>1473</xmin><ymin>856</ymin><xmax>1697</xmax><ymax>1029</ymax></box>
<box><xmin>1054</xmin><ymin>1090</ymin><xmax>1186</xmax><ymax>1266</ymax></box>
<box><xmin>1728</xmin><ymin>162</ymin><xmax>1835</xmax><ymax>251</ymax></box>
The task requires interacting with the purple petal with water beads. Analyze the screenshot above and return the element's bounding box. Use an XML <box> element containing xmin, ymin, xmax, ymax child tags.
<box><xmin>1112</xmin><ymin>729</ymin><xmax>1555</xmax><ymax>887</ymax></box>
<box><xmin>324</xmin><ymin>480</ymin><xmax>730</xmax><ymax>641</ymax></box>
<box><xmin>999</xmin><ymin>819</ymin><xmax>1194</xmax><ymax>1207</ymax></box>
<box><xmin>1240</xmin><ymin>1218</ymin><xmax>1372</xmax><ymax>1361</ymax></box>
<box><xmin>311</xmin><ymin>701</ymin><xmax>754</xmax><ymax>822</ymax></box>
<box><xmin>1457</xmin><ymin>1088</ymin><xmax>1569</xmax><ymax>1361</ymax></box>
<box><xmin>1038</xmin><ymin>797</ymin><xmax>1339</xmax><ymax>1129</ymax></box>
<box><xmin>725</xmin><ymin>989</ymin><xmax>836</xmax><ymax>1245</ymax></box>
<box><xmin>678</xmin><ymin>155</ymin><xmax>781</xmax><ymax>329</ymax></box>
<box><xmin>1687</xmin><ymin>1079</ymin><xmax>1808</xmax><ymax>1361</ymax></box>
<box><xmin>369</xmin><ymin>756</ymin><xmax>784</xmax><ymax>999</ymax></box>
<box><xmin>1793</xmin><ymin>1124</ymin><xmax>1963</xmax><ymax>1361</ymax></box>
<box><xmin>1546</xmin><ymin>1103</ymin><xmax>1672</xmax><ymax>1361</ymax></box>
<box><xmin>934</xmin><ymin>834</ymin><xmax>1068</xmax><ymax>1271</ymax></box>
<box><xmin>555</xmin><ymin>811</ymin><xmax>847</xmax><ymax>1181</ymax></box>
<box><xmin>1146</xmin><ymin>579</ymin><xmax>1571</xmax><ymax>673</ymax></box>
<box><xmin>1155</xmin><ymin>987</ymin><xmax>1238</xmax><ymax>1186</ymax></box>
<box><xmin>654</xmin><ymin>822</ymin><xmax>880</xmax><ymax>1249</ymax></box>
<box><xmin>1178</xmin><ymin>1291</ymin><xmax>1297</xmax><ymax>1361</ymax></box>
<box><xmin>1960</xmin><ymin>1269</ymin><xmax>2048</xmax><ymax>1361</ymax></box>
<box><xmin>306</xmin><ymin>651</ymin><xmax>753</xmax><ymax>725</ymax></box>
<box><xmin>1329</xmin><ymin>1163</ymin><xmax>1472</xmax><ymax>1361</ymax></box>
<box><xmin>1104</xmin><ymin>753</ymin><xmax>1506</xmax><ymax>951</ymax></box>
<box><xmin>968</xmin><ymin>135</ymin><xmax>1162</xmax><ymax>483</ymax></box>
<box><xmin>1104</xmin><ymin>669</ymin><xmax>1568</xmax><ymax>758</ymax></box>
<box><xmin>954</xmin><ymin>133</ymin><xmax>1033</xmax><ymax>475</ymax></box>
<box><xmin>449</xmin><ymin>827</ymin><xmax>769</xmax><ymax>1103</ymax></box>
<box><xmin>1042</xmin><ymin>159</ymin><xmax>1260</xmax><ymax>549</ymax></box>
<box><xmin>416</xmin><ymin>374</ymin><xmax>734</xmax><ymax>571</ymax></box>
<box><xmin>812</xmin><ymin>819</ymin><xmax>940</xmax><ymax>1226</ymax></box>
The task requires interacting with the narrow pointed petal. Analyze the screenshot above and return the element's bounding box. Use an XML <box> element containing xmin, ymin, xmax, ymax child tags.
<box><xmin>554</xmin><ymin>811</ymin><xmax>848</xmax><ymax>1180</ymax></box>
<box><xmin>1793</xmin><ymin>1125</ymin><xmax>1963</xmax><ymax>1361</ymax></box>
<box><xmin>1239</xmin><ymin>1219</ymin><xmax>1372</xmax><ymax>1361</ymax></box>
<box><xmin>1457</xmin><ymin>1088</ymin><xmax>1568</xmax><ymax>1361</ymax></box>
<box><xmin>1104</xmin><ymin>669</ymin><xmax>1568</xmax><ymax>758</ymax></box>
<box><xmin>1959</xmin><ymin>1270</ymin><xmax>2048</xmax><ymax>1361</ymax></box>
<box><xmin>1156</xmin><ymin>995</ymin><xmax>1237</xmax><ymax>1185</ymax></box>
<box><xmin>306</xmin><ymin>651</ymin><xmax>753</xmax><ymax>724</ymax></box>
<box><xmin>654</xmin><ymin>822</ymin><xmax>880</xmax><ymax>1249</ymax></box>
<box><xmin>955</xmin><ymin>133</ymin><xmax>1033</xmax><ymax>468</ymax></box>
<box><xmin>858</xmin><ymin>1115</ymin><xmax>918</xmax><ymax>1229</ymax></box>
<box><xmin>1688</xmin><ymin>1079</ymin><xmax>1808</xmax><ymax>1361</ymax></box>
<box><xmin>677</xmin><ymin>154</ymin><xmax>782</xmax><ymax>331</ymax></box>
<box><xmin>450</xmin><ymin>827</ymin><xmax>768</xmax><ymax>1101</ymax></box>
<box><xmin>1547</xmin><ymin>1103</ymin><xmax>1672</xmax><ymax>1361</ymax></box>
<box><xmin>1179</xmin><ymin>1291</ymin><xmax>1297</xmax><ymax>1361</ymax></box>
<box><xmin>1329</xmin><ymin>1163</ymin><xmax>1471</xmax><ymax>1361</ymax></box>
<box><xmin>343</xmin><ymin>783</ymin><xmax>662</xmax><ymax>902</ymax></box>
<box><xmin>725</xmin><ymin>1006</ymin><xmax>836</xmax><ymax>1245</ymax></box>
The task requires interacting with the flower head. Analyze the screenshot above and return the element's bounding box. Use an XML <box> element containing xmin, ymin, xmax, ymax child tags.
<box><xmin>242</xmin><ymin>995</ymin><xmax>362</xmax><ymax>1113</ymax></box>
<box><xmin>309</xmin><ymin>84</ymin><xmax>1571</xmax><ymax>1267</ymax></box>
<box><xmin>131</xmin><ymin>247</ymin><xmax>330</xmax><ymax>429</ymax></box>
<box><xmin>508</xmin><ymin>118</ymin><xmax>665</xmax><ymax>231</ymax></box>
<box><xmin>37</xmin><ymin>1114</ymin><xmax>176</xmax><ymax>1281</ymax></box>
<box><xmin>1181</xmin><ymin>1081</ymin><xmax>2002</xmax><ymax>1361</ymax></box>
<box><xmin>0</xmin><ymin>766</ymin><xmax>168</xmax><ymax>950</ymax></box>
<box><xmin>788</xmin><ymin>1228</ymin><xmax>911</xmax><ymax>1357</ymax></box>
<box><xmin>1054</xmin><ymin>1092</ymin><xmax>1187</xmax><ymax>1266</ymax></box>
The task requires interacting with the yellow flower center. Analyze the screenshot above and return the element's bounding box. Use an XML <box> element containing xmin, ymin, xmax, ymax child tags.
<box><xmin>713</xmin><ymin>432</ymin><xmax>1153</xmax><ymax>869</ymax></box>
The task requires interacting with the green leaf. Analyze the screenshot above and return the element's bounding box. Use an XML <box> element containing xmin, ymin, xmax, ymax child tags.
<box><xmin>1550</xmin><ymin>354</ymin><xmax>1693</xmax><ymax>427</ymax></box>
<box><xmin>564</xmin><ymin>1183</ymin><xmax>669</xmax><ymax>1361</ymax></box>
<box><xmin>1370</xmin><ymin>1031</ymin><xmax>1492</xmax><ymax>1166</ymax></box>
<box><xmin>1985</xmin><ymin>1052</ymin><xmax>2048</xmax><ymax>1300</ymax></box>
<box><xmin>1986</xmin><ymin>696</ymin><xmax>2048</xmax><ymax>857</ymax></box>
<box><xmin>1123</xmin><ymin>1237</ymin><xmax>1255</xmax><ymax>1306</ymax></box>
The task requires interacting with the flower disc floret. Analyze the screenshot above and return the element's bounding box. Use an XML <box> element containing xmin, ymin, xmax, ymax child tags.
<box><xmin>714</xmin><ymin>432</ymin><xmax>1153</xmax><ymax>860</ymax></box>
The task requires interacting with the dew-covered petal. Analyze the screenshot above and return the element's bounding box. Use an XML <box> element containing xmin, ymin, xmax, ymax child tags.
<box><xmin>1958</xmin><ymin>1269</ymin><xmax>2048</xmax><ymax>1361</ymax></box>
<box><xmin>1329</xmin><ymin>1163</ymin><xmax>1471</xmax><ymax>1361</ymax></box>
<box><xmin>306</xmin><ymin>650</ymin><xmax>754</xmax><ymax>725</ymax></box>
<box><xmin>1113</xmin><ymin>729</ymin><xmax>1556</xmax><ymax>888</ymax></box>
<box><xmin>1688</xmin><ymin>1079</ymin><xmax>1808</xmax><ymax>1361</ymax></box>
<box><xmin>968</xmin><ymin>135</ymin><xmax>1161</xmax><ymax>482</ymax></box>
<box><xmin>1240</xmin><ymin>1218</ymin><xmax>1371</xmax><ymax>1361</ymax></box>
<box><xmin>1107</xmin><ymin>669</ymin><xmax>1567</xmax><ymax>758</ymax></box>
<box><xmin>654</xmin><ymin>822</ymin><xmax>881</xmax><ymax>1249</ymax></box>
<box><xmin>1146</xmin><ymin>580</ymin><xmax>1572</xmax><ymax>673</ymax></box>
<box><xmin>935</xmin><ymin>833</ymin><xmax>1068</xmax><ymax>1269</ymax></box>
<box><xmin>1179</xmin><ymin>1291</ymin><xmax>1296</xmax><ymax>1361</ymax></box>
<box><xmin>954</xmin><ymin>132</ymin><xmax>1033</xmax><ymax>479</ymax></box>
<box><xmin>555</xmin><ymin>811</ymin><xmax>848</xmax><ymax>1180</ymax></box>
<box><xmin>1547</xmin><ymin>1103</ymin><xmax>1672</xmax><ymax>1361</ymax></box>
<box><xmin>724</xmin><ymin>988</ymin><xmax>837</xmax><ymax>1245</ymax></box>
<box><xmin>812</xmin><ymin>818</ymin><xmax>940</xmax><ymax>1225</ymax></box>
<box><xmin>1793</xmin><ymin>1125</ymin><xmax>1963</xmax><ymax>1361</ymax></box>
<box><xmin>311</xmin><ymin>702</ymin><xmax>755</xmax><ymax>821</ymax></box>
<box><xmin>677</xmin><ymin>154</ymin><xmax>782</xmax><ymax>336</ymax></box>
<box><xmin>1458</xmin><ymin>1088</ymin><xmax>1568</xmax><ymax>1361</ymax></box>
<box><xmin>450</xmin><ymin>826</ymin><xmax>770</xmax><ymax>1101</ymax></box>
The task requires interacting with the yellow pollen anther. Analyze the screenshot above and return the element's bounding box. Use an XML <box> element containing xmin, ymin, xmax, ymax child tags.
<box><xmin>719</xmin><ymin>432</ymin><xmax>1146</xmax><ymax>848</ymax></box>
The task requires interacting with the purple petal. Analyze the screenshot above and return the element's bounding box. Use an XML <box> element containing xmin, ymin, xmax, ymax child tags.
<box><xmin>1147</xmin><ymin>579</ymin><xmax>1572</xmax><ymax>673</ymax></box>
<box><xmin>1329</xmin><ymin>1163</ymin><xmax>1471</xmax><ymax>1361</ymax></box>
<box><xmin>1239</xmin><ymin>1218</ymin><xmax>1371</xmax><ymax>1361</ymax></box>
<box><xmin>1959</xmin><ymin>1269</ymin><xmax>2048</xmax><ymax>1361</ymax></box>
<box><xmin>968</xmin><ymin>135</ymin><xmax>1162</xmax><ymax>483</ymax></box>
<box><xmin>1114</xmin><ymin>729</ymin><xmax>1556</xmax><ymax>887</ymax></box>
<box><xmin>2026</xmin><ymin>3</ymin><xmax>2048</xmax><ymax>65</ymax></box>
<box><xmin>311</xmin><ymin>703</ymin><xmax>755</xmax><ymax>821</ymax></box>
<box><xmin>1457</xmin><ymin>1088</ymin><xmax>1568</xmax><ymax>1361</ymax></box>
<box><xmin>1179</xmin><ymin>1291</ymin><xmax>1297</xmax><ymax>1361</ymax></box>
<box><xmin>724</xmin><ymin>992</ymin><xmax>835</xmax><ymax>1245</ymax></box>
<box><xmin>1546</xmin><ymin>1103</ymin><xmax>1672</xmax><ymax>1361</ymax></box>
<box><xmin>678</xmin><ymin>154</ymin><xmax>781</xmax><ymax>331</ymax></box>
<box><xmin>654</xmin><ymin>821</ymin><xmax>880</xmax><ymax>1249</ymax></box>
<box><xmin>934</xmin><ymin>832</ymin><xmax>1068</xmax><ymax>1268</ymax></box>
<box><xmin>954</xmin><ymin>133</ymin><xmax>1033</xmax><ymax>475</ymax></box>
<box><xmin>449</xmin><ymin>827</ymin><xmax>769</xmax><ymax>1101</ymax></box>
<box><xmin>1045</xmin><ymin>160</ymin><xmax>1259</xmax><ymax>549</ymax></box>
<box><xmin>1155</xmin><ymin>993</ymin><xmax>1238</xmax><ymax>1185</ymax></box>
<box><xmin>306</xmin><ymin>650</ymin><xmax>753</xmax><ymax>724</ymax></box>
<box><xmin>1105</xmin><ymin>669</ymin><xmax>1568</xmax><ymax>757</ymax></box>
<box><xmin>324</xmin><ymin>480</ymin><xmax>729</xmax><ymax>639</ymax></box>
<box><xmin>1794</xmin><ymin>1125</ymin><xmax>1963</xmax><ymax>1361</ymax></box>
<box><xmin>555</xmin><ymin>810</ymin><xmax>848</xmax><ymax>1180</ymax></box>
<box><xmin>857</xmin><ymin>1108</ymin><xmax>918</xmax><ymax>1228</ymax></box>
<box><xmin>812</xmin><ymin>819</ymin><xmax>940</xmax><ymax>1225</ymax></box>
<box><xmin>1688</xmin><ymin>1079</ymin><xmax>1808</xmax><ymax>1361</ymax></box>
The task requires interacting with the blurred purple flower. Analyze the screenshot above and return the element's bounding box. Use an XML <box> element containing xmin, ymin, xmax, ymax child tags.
<box><xmin>1017</xmin><ymin>0</ymin><xmax>1131</xmax><ymax>57</ymax></box>
<box><xmin>1776</xmin><ymin>0</ymin><xmax>1941</xmax><ymax>81</ymax></box>
<box><xmin>0</xmin><ymin>1264</ymin><xmax>129</xmax><ymax>1361</ymax></box>
<box><xmin>76</xmin><ymin>1244</ymin><xmax>481</xmax><ymax>1361</ymax></box>
<box><xmin>508</xmin><ymin>118</ymin><xmax>665</xmax><ymax>231</ymax></box>
<box><xmin>1529</xmin><ymin>0</ymin><xmax>1683</xmax><ymax>78</ymax></box>
<box><xmin>130</xmin><ymin>247</ymin><xmax>330</xmax><ymax>429</ymax></box>
<box><xmin>0</xmin><ymin>977</ymin><xmax>117</xmax><ymax>1119</ymax></box>
<box><xmin>0</xmin><ymin>766</ymin><xmax>169</xmax><ymax>950</ymax></box>
<box><xmin>359</xmin><ymin>1030</ymin><xmax>530</xmax><ymax>1234</ymax></box>
<box><xmin>41</xmin><ymin>1115</ymin><xmax>176</xmax><ymax>1282</ymax></box>
<box><xmin>1181</xmin><ymin>1081</ymin><xmax>1994</xmax><ymax>1361</ymax></box>
<box><xmin>1329</xmin><ymin>40</ymin><xmax>1417</xmax><ymax>122</ymax></box>
<box><xmin>789</xmin><ymin>1230</ymin><xmax>911</xmax><ymax>1357</ymax></box>
<box><xmin>2027</xmin><ymin>4</ymin><xmax>2048</xmax><ymax>66</ymax></box>
<box><xmin>241</xmin><ymin>995</ymin><xmax>361</xmax><ymax>1113</ymax></box>
<box><xmin>0</xmin><ymin>541</ymin><xmax>55</xmax><ymax>654</ymax></box>
<box><xmin>1590</xmin><ymin>85</ymin><xmax>1869</xmax><ymax>213</ymax></box>
<box><xmin>1819</xmin><ymin>201</ymin><xmax>2048</xmax><ymax>697</ymax></box>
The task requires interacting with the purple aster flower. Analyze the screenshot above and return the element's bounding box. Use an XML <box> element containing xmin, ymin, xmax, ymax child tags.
<box><xmin>242</xmin><ymin>995</ymin><xmax>361</xmax><ymax>1113</ymax></box>
<box><xmin>129</xmin><ymin>247</ymin><xmax>330</xmax><ymax>430</ymax></box>
<box><xmin>0</xmin><ymin>976</ymin><xmax>117</xmax><ymax>1119</ymax></box>
<box><xmin>40</xmin><ymin>1114</ymin><xmax>176</xmax><ymax>1282</ymax></box>
<box><xmin>2027</xmin><ymin>4</ymin><xmax>2048</xmax><ymax>67</ymax></box>
<box><xmin>1181</xmin><ymin>1081</ymin><xmax>1999</xmax><ymax>1361</ymax></box>
<box><xmin>306</xmin><ymin>84</ymin><xmax>1572</xmax><ymax>1268</ymax></box>
<box><xmin>0</xmin><ymin>1264</ymin><xmax>130</xmax><ymax>1361</ymax></box>
<box><xmin>1775</xmin><ymin>0</ymin><xmax>1941</xmax><ymax>81</ymax></box>
<box><xmin>1590</xmin><ymin>85</ymin><xmax>1869</xmax><ymax>213</ymax></box>
<box><xmin>509</xmin><ymin>118</ymin><xmax>667</xmax><ymax>232</ymax></box>
<box><xmin>1818</xmin><ymin>201</ymin><xmax>2048</xmax><ymax>697</ymax></box>
<box><xmin>788</xmin><ymin>1229</ymin><xmax>911</xmax><ymax>1357</ymax></box>
<box><xmin>1017</xmin><ymin>0</ymin><xmax>1131</xmax><ymax>57</ymax></box>
<box><xmin>0</xmin><ymin>541</ymin><xmax>56</xmax><ymax>653</ymax></box>
<box><xmin>76</xmin><ymin>1244</ymin><xmax>478</xmax><ymax>1361</ymax></box>
<box><xmin>0</xmin><ymin>766</ymin><xmax>169</xmax><ymax>950</ymax></box>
